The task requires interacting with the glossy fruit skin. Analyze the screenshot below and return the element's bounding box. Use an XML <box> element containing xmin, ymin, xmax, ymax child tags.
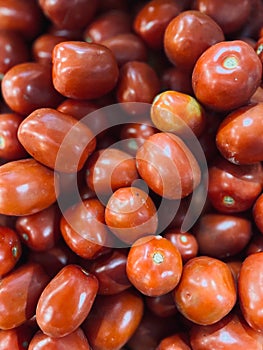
<box><xmin>151</xmin><ymin>90</ymin><xmax>206</xmax><ymax>137</ymax></box>
<box><xmin>28</xmin><ymin>328</ymin><xmax>91</xmax><ymax>350</ymax></box>
<box><xmin>253</xmin><ymin>193</ymin><xmax>263</xmax><ymax>234</ymax></box>
<box><xmin>0</xmin><ymin>323</ymin><xmax>35</xmax><ymax>350</ymax></box>
<box><xmin>133</xmin><ymin>0</ymin><xmax>181</xmax><ymax>50</ymax></box>
<box><xmin>36</xmin><ymin>264</ymin><xmax>98</xmax><ymax>338</ymax></box>
<box><xmin>164</xmin><ymin>230</ymin><xmax>198</xmax><ymax>263</ymax></box>
<box><xmin>83</xmin><ymin>9</ymin><xmax>131</xmax><ymax>43</ymax></box>
<box><xmin>88</xmin><ymin>249</ymin><xmax>131</xmax><ymax>295</ymax></box>
<box><xmin>27</xmin><ymin>241</ymin><xmax>78</xmax><ymax>278</ymax></box>
<box><xmin>126</xmin><ymin>235</ymin><xmax>183</xmax><ymax>296</ymax></box>
<box><xmin>136</xmin><ymin>132</ymin><xmax>201</xmax><ymax>199</ymax></box>
<box><xmin>105</xmin><ymin>187</ymin><xmax>158</xmax><ymax>245</ymax></box>
<box><xmin>0</xmin><ymin>0</ymin><xmax>44</xmax><ymax>40</ymax></box>
<box><xmin>116</xmin><ymin>61</ymin><xmax>160</xmax><ymax>115</ymax></box>
<box><xmin>156</xmin><ymin>333</ymin><xmax>191</xmax><ymax>350</ymax></box>
<box><xmin>216</xmin><ymin>103</ymin><xmax>263</xmax><ymax>164</ymax></box>
<box><xmin>15</xmin><ymin>204</ymin><xmax>60</xmax><ymax>251</ymax></box>
<box><xmin>120</xmin><ymin>121</ymin><xmax>157</xmax><ymax>156</ymax></box>
<box><xmin>0</xmin><ymin>113</ymin><xmax>28</xmax><ymax>161</ymax></box>
<box><xmin>2</xmin><ymin>63</ymin><xmax>63</xmax><ymax>116</ymax></box>
<box><xmin>60</xmin><ymin>198</ymin><xmax>109</xmax><ymax>259</ymax></box>
<box><xmin>52</xmin><ymin>41</ymin><xmax>119</xmax><ymax>100</ymax></box>
<box><xmin>193</xmin><ymin>213</ymin><xmax>252</xmax><ymax>259</ymax></box>
<box><xmin>145</xmin><ymin>291</ymin><xmax>178</xmax><ymax>318</ymax></box>
<box><xmin>39</xmin><ymin>0</ymin><xmax>98</xmax><ymax>30</ymax></box>
<box><xmin>18</xmin><ymin>108</ymin><xmax>96</xmax><ymax>172</ymax></box>
<box><xmin>0</xmin><ymin>263</ymin><xmax>50</xmax><ymax>330</ymax></box>
<box><xmin>0</xmin><ymin>30</ymin><xmax>29</xmax><ymax>75</ymax></box>
<box><xmin>32</xmin><ymin>34</ymin><xmax>68</xmax><ymax>66</ymax></box>
<box><xmin>192</xmin><ymin>40</ymin><xmax>262</xmax><ymax>112</ymax></box>
<box><xmin>174</xmin><ymin>256</ymin><xmax>236</xmax><ymax>325</ymax></box>
<box><xmin>0</xmin><ymin>159</ymin><xmax>59</xmax><ymax>216</ymax></box>
<box><xmin>101</xmin><ymin>33</ymin><xmax>148</xmax><ymax>67</ymax></box>
<box><xmin>164</xmin><ymin>10</ymin><xmax>224</xmax><ymax>71</ymax></box>
<box><xmin>195</xmin><ymin>0</ymin><xmax>251</xmax><ymax>34</ymax></box>
<box><xmin>161</xmin><ymin>66</ymin><xmax>193</xmax><ymax>95</ymax></box>
<box><xmin>208</xmin><ymin>157</ymin><xmax>263</xmax><ymax>213</ymax></box>
<box><xmin>83</xmin><ymin>289</ymin><xmax>144</xmax><ymax>350</ymax></box>
<box><xmin>85</xmin><ymin>148</ymin><xmax>139</xmax><ymax>195</ymax></box>
<box><xmin>190</xmin><ymin>312</ymin><xmax>263</xmax><ymax>349</ymax></box>
<box><xmin>238</xmin><ymin>252</ymin><xmax>263</xmax><ymax>332</ymax></box>
<box><xmin>127</xmin><ymin>309</ymin><xmax>178</xmax><ymax>350</ymax></box>
<box><xmin>0</xmin><ymin>226</ymin><xmax>22</xmax><ymax>277</ymax></box>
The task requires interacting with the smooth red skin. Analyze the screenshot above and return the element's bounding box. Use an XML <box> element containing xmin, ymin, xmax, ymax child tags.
<box><xmin>52</xmin><ymin>41</ymin><xmax>119</xmax><ymax>100</ymax></box>
<box><xmin>151</xmin><ymin>90</ymin><xmax>206</xmax><ymax>137</ymax></box>
<box><xmin>145</xmin><ymin>291</ymin><xmax>178</xmax><ymax>318</ymax></box>
<box><xmin>29</xmin><ymin>328</ymin><xmax>91</xmax><ymax>350</ymax></box>
<box><xmin>238</xmin><ymin>252</ymin><xmax>263</xmax><ymax>332</ymax></box>
<box><xmin>83</xmin><ymin>289</ymin><xmax>144</xmax><ymax>350</ymax></box>
<box><xmin>117</xmin><ymin>61</ymin><xmax>160</xmax><ymax>114</ymax></box>
<box><xmin>0</xmin><ymin>113</ymin><xmax>28</xmax><ymax>161</ymax></box>
<box><xmin>36</xmin><ymin>264</ymin><xmax>98</xmax><ymax>338</ymax></box>
<box><xmin>0</xmin><ymin>226</ymin><xmax>22</xmax><ymax>277</ymax></box>
<box><xmin>174</xmin><ymin>256</ymin><xmax>237</xmax><ymax>325</ymax></box>
<box><xmin>60</xmin><ymin>198</ymin><xmax>109</xmax><ymax>259</ymax></box>
<box><xmin>0</xmin><ymin>0</ymin><xmax>44</xmax><ymax>40</ymax></box>
<box><xmin>39</xmin><ymin>0</ymin><xmax>98</xmax><ymax>29</ymax></box>
<box><xmin>105</xmin><ymin>187</ymin><xmax>158</xmax><ymax>245</ymax></box>
<box><xmin>194</xmin><ymin>0</ymin><xmax>251</xmax><ymax>34</ymax></box>
<box><xmin>18</xmin><ymin>108</ymin><xmax>96</xmax><ymax>173</ymax></box>
<box><xmin>161</xmin><ymin>67</ymin><xmax>193</xmax><ymax>95</ymax></box>
<box><xmin>126</xmin><ymin>235</ymin><xmax>183</xmax><ymax>297</ymax></box>
<box><xmin>0</xmin><ymin>31</ymin><xmax>29</xmax><ymax>75</ymax></box>
<box><xmin>48</xmin><ymin>25</ymin><xmax>83</xmax><ymax>40</ymax></box>
<box><xmin>98</xmin><ymin>0</ymin><xmax>128</xmax><ymax>12</ymax></box>
<box><xmin>85</xmin><ymin>148</ymin><xmax>139</xmax><ymax>195</ymax></box>
<box><xmin>136</xmin><ymin>132</ymin><xmax>201</xmax><ymax>199</ymax></box>
<box><xmin>253</xmin><ymin>193</ymin><xmax>263</xmax><ymax>234</ymax></box>
<box><xmin>190</xmin><ymin>312</ymin><xmax>263</xmax><ymax>350</ymax></box>
<box><xmin>208</xmin><ymin>157</ymin><xmax>263</xmax><ymax>213</ymax></box>
<box><xmin>127</xmin><ymin>310</ymin><xmax>178</xmax><ymax>350</ymax></box>
<box><xmin>2</xmin><ymin>62</ymin><xmax>63</xmax><ymax>116</ymax></box>
<box><xmin>246</xmin><ymin>233</ymin><xmax>263</xmax><ymax>256</ymax></box>
<box><xmin>83</xmin><ymin>10</ymin><xmax>131</xmax><ymax>43</ymax></box>
<box><xmin>0</xmin><ymin>323</ymin><xmax>35</xmax><ymax>350</ymax></box>
<box><xmin>0</xmin><ymin>159</ymin><xmax>59</xmax><ymax>216</ymax></box>
<box><xmin>250</xmin><ymin>85</ymin><xmax>263</xmax><ymax>104</ymax></box>
<box><xmin>57</xmin><ymin>99</ymin><xmax>109</xmax><ymax>137</ymax></box>
<box><xmin>27</xmin><ymin>242</ymin><xmax>78</xmax><ymax>278</ymax></box>
<box><xmin>226</xmin><ymin>260</ymin><xmax>242</xmax><ymax>284</ymax></box>
<box><xmin>15</xmin><ymin>204</ymin><xmax>60</xmax><ymax>252</ymax></box>
<box><xmin>88</xmin><ymin>249</ymin><xmax>131</xmax><ymax>295</ymax></box>
<box><xmin>164</xmin><ymin>10</ymin><xmax>224</xmax><ymax>71</ymax></box>
<box><xmin>32</xmin><ymin>34</ymin><xmax>68</xmax><ymax>66</ymax></box>
<box><xmin>192</xmin><ymin>41</ymin><xmax>262</xmax><ymax>112</ymax></box>
<box><xmin>133</xmin><ymin>0</ymin><xmax>181</xmax><ymax>50</ymax></box>
<box><xmin>101</xmin><ymin>33</ymin><xmax>148</xmax><ymax>67</ymax></box>
<box><xmin>193</xmin><ymin>213</ymin><xmax>252</xmax><ymax>259</ymax></box>
<box><xmin>120</xmin><ymin>122</ymin><xmax>157</xmax><ymax>156</ymax></box>
<box><xmin>216</xmin><ymin>103</ymin><xmax>263</xmax><ymax>164</ymax></box>
<box><xmin>164</xmin><ymin>230</ymin><xmax>198</xmax><ymax>263</ymax></box>
<box><xmin>0</xmin><ymin>263</ymin><xmax>50</xmax><ymax>330</ymax></box>
<box><xmin>156</xmin><ymin>333</ymin><xmax>191</xmax><ymax>350</ymax></box>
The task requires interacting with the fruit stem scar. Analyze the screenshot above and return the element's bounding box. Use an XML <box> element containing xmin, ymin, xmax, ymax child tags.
<box><xmin>223</xmin><ymin>56</ymin><xmax>239</xmax><ymax>69</ymax></box>
<box><xmin>153</xmin><ymin>251</ymin><xmax>164</xmax><ymax>264</ymax></box>
<box><xmin>0</xmin><ymin>136</ymin><xmax>4</xmax><ymax>149</ymax></box>
<box><xmin>223</xmin><ymin>195</ymin><xmax>235</xmax><ymax>206</ymax></box>
<box><xmin>12</xmin><ymin>246</ymin><xmax>19</xmax><ymax>257</ymax></box>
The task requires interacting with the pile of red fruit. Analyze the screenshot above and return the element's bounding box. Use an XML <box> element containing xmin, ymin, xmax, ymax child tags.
<box><xmin>1</xmin><ymin>0</ymin><xmax>263</xmax><ymax>349</ymax></box>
